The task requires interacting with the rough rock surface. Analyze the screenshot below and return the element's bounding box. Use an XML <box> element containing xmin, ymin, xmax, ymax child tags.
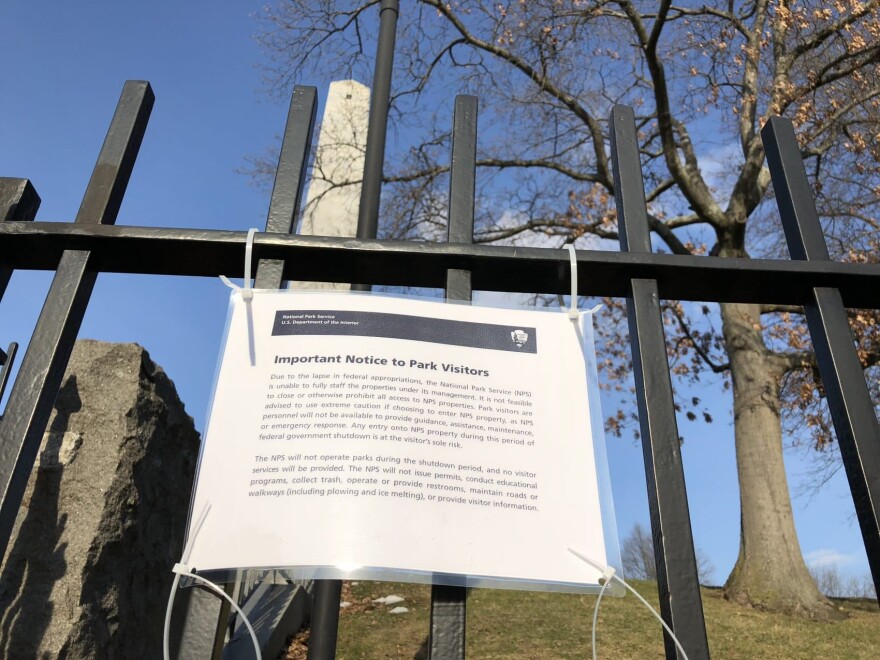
<box><xmin>0</xmin><ymin>340</ymin><xmax>200</xmax><ymax>659</ymax></box>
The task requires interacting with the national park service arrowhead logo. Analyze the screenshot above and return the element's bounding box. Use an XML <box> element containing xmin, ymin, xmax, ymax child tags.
<box><xmin>510</xmin><ymin>329</ymin><xmax>529</xmax><ymax>348</ymax></box>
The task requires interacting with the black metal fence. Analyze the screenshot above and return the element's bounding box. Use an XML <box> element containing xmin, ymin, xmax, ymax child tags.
<box><xmin>1</xmin><ymin>67</ymin><xmax>880</xmax><ymax>660</ymax></box>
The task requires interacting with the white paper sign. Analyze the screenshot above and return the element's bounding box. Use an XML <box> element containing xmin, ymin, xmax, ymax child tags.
<box><xmin>186</xmin><ymin>291</ymin><xmax>615</xmax><ymax>590</ymax></box>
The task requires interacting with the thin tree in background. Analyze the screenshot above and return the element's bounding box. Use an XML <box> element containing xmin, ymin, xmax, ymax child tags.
<box><xmin>622</xmin><ymin>523</ymin><xmax>714</xmax><ymax>584</ymax></box>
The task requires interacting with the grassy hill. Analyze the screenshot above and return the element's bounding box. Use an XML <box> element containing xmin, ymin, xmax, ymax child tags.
<box><xmin>285</xmin><ymin>579</ymin><xmax>880</xmax><ymax>659</ymax></box>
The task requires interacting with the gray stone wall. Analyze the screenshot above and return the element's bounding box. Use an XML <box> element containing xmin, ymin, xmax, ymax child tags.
<box><xmin>0</xmin><ymin>340</ymin><xmax>200</xmax><ymax>659</ymax></box>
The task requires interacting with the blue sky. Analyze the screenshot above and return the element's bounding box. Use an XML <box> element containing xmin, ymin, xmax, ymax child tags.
<box><xmin>1</xmin><ymin>0</ymin><xmax>871</xmax><ymax>588</ymax></box>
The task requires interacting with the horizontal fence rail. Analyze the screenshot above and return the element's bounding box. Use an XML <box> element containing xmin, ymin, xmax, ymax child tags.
<box><xmin>0</xmin><ymin>222</ymin><xmax>879</xmax><ymax>305</ymax></box>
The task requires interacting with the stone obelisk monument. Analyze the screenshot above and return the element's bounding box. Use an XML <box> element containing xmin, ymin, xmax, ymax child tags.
<box><xmin>293</xmin><ymin>79</ymin><xmax>370</xmax><ymax>290</ymax></box>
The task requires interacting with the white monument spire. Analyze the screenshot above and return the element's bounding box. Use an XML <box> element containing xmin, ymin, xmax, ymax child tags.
<box><xmin>294</xmin><ymin>80</ymin><xmax>370</xmax><ymax>290</ymax></box>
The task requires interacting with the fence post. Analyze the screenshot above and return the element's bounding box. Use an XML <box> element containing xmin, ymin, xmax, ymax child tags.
<box><xmin>257</xmin><ymin>85</ymin><xmax>345</xmax><ymax>660</ymax></box>
<box><xmin>762</xmin><ymin>117</ymin><xmax>880</xmax><ymax>601</ymax></box>
<box><xmin>610</xmin><ymin>104</ymin><xmax>710</xmax><ymax>660</ymax></box>
<box><xmin>356</xmin><ymin>0</ymin><xmax>399</xmax><ymax>242</ymax></box>
<box><xmin>307</xmin><ymin>3</ymin><xmax>402</xmax><ymax>657</ymax></box>
<box><xmin>256</xmin><ymin>86</ymin><xmax>319</xmax><ymax>288</ymax></box>
<box><xmin>428</xmin><ymin>94</ymin><xmax>478</xmax><ymax>660</ymax></box>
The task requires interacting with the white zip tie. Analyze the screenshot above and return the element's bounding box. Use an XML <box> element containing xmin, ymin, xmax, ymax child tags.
<box><xmin>163</xmin><ymin>503</ymin><xmax>262</xmax><ymax>660</ymax></box>
<box><xmin>220</xmin><ymin>227</ymin><xmax>259</xmax><ymax>301</ymax></box>
<box><xmin>592</xmin><ymin>570</ymin><xmax>614</xmax><ymax>659</ymax></box>
<box><xmin>219</xmin><ymin>229</ymin><xmax>259</xmax><ymax>366</ymax></box>
<box><xmin>555</xmin><ymin>244</ymin><xmax>604</xmax><ymax>319</ymax></box>
<box><xmin>557</xmin><ymin>243</ymin><xmax>580</xmax><ymax>319</ymax></box>
<box><xmin>168</xmin><ymin>568</ymin><xmax>262</xmax><ymax>660</ymax></box>
<box><xmin>567</xmin><ymin>547</ymin><xmax>690</xmax><ymax>660</ymax></box>
<box><xmin>566</xmin><ymin>243</ymin><xmax>578</xmax><ymax>319</ymax></box>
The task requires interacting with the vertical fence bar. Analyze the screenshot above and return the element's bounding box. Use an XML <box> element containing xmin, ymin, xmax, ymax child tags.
<box><xmin>196</xmin><ymin>86</ymin><xmax>320</xmax><ymax>660</ymax></box>
<box><xmin>0</xmin><ymin>342</ymin><xmax>17</xmax><ymax>413</ymax></box>
<box><xmin>256</xmin><ymin>86</ymin><xmax>319</xmax><ymax>288</ymax></box>
<box><xmin>0</xmin><ymin>81</ymin><xmax>153</xmax><ymax>564</ymax></box>
<box><xmin>610</xmin><ymin>105</ymin><xmax>710</xmax><ymax>660</ymax></box>
<box><xmin>0</xmin><ymin>179</ymin><xmax>39</xmax><ymax>405</ymax></box>
<box><xmin>442</xmin><ymin>96</ymin><xmax>478</xmax><ymax>303</ymax></box>
<box><xmin>307</xmin><ymin>2</ymin><xmax>400</xmax><ymax>653</ymax></box>
<box><xmin>252</xmin><ymin>84</ymin><xmax>341</xmax><ymax>660</ymax></box>
<box><xmin>310</xmin><ymin>1</ymin><xmax>400</xmax><ymax>633</ymax></box>
<box><xmin>0</xmin><ymin>179</ymin><xmax>40</xmax><ymax>223</ymax></box>
<box><xmin>356</xmin><ymin>0</ymin><xmax>399</xmax><ymax>243</ymax></box>
<box><xmin>307</xmin><ymin>581</ymin><xmax>344</xmax><ymax>660</ymax></box>
<box><xmin>428</xmin><ymin>94</ymin><xmax>478</xmax><ymax>660</ymax></box>
<box><xmin>0</xmin><ymin>179</ymin><xmax>40</xmax><ymax>301</ymax></box>
<box><xmin>762</xmin><ymin>117</ymin><xmax>880</xmax><ymax>600</ymax></box>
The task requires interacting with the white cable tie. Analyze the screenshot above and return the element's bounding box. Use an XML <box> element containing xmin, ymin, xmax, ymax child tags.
<box><xmin>587</xmin><ymin>303</ymin><xmax>603</xmax><ymax>315</ymax></box>
<box><xmin>567</xmin><ymin>546</ymin><xmax>604</xmax><ymax>573</ymax></box>
<box><xmin>243</xmin><ymin>227</ymin><xmax>257</xmax><ymax>301</ymax></box>
<box><xmin>592</xmin><ymin>570</ymin><xmax>614</xmax><ymax>660</ymax></box>
<box><xmin>164</xmin><ymin>502</ymin><xmax>261</xmax><ymax>660</ymax></box>
<box><xmin>565</xmin><ymin>243</ymin><xmax>578</xmax><ymax>320</ymax></box>
<box><xmin>566</xmin><ymin>547</ymin><xmax>691</xmax><ymax>660</ymax></box>
<box><xmin>164</xmin><ymin>568</ymin><xmax>262</xmax><ymax>660</ymax></box>
<box><xmin>219</xmin><ymin>275</ymin><xmax>239</xmax><ymax>291</ymax></box>
<box><xmin>219</xmin><ymin>228</ymin><xmax>259</xmax><ymax>301</ymax></box>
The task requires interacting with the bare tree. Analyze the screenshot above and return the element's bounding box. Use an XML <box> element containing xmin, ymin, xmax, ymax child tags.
<box><xmin>622</xmin><ymin>523</ymin><xmax>714</xmax><ymax>585</ymax></box>
<box><xmin>810</xmin><ymin>564</ymin><xmax>878</xmax><ymax>599</ymax></box>
<box><xmin>256</xmin><ymin>0</ymin><xmax>880</xmax><ymax>618</ymax></box>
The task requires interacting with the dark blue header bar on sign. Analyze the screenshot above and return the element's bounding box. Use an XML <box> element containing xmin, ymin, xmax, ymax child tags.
<box><xmin>271</xmin><ymin>310</ymin><xmax>537</xmax><ymax>354</ymax></box>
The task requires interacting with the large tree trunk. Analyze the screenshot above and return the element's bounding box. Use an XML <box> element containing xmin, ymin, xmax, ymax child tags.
<box><xmin>720</xmin><ymin>301</ymin><xmax>842</xmax><ymax>619</ymax></box>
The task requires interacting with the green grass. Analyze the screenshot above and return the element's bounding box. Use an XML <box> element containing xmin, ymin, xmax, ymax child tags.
<box><xmin>330</xmin><ymin>580</ymin><xmax>879</xmax><ymax>659</ymax></box>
